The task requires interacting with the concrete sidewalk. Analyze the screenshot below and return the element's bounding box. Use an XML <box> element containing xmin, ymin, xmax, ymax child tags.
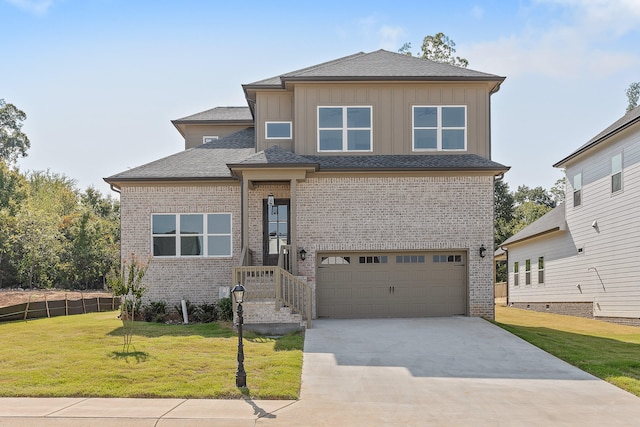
<box><xmin>2</xmin><ymin>317</ymin><xmax>640</xmax><ymax>426</ymax></box>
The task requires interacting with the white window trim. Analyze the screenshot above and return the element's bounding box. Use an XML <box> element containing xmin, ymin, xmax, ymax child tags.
<box><xmin>317</xmin><ymin>106</ymin><xmax>373</xmax><ymax>152</ymax></box>
<box><xmin>573</xmin><ymin>172</ymin><xmax>582</xmax><ymax>208</ymax></box>
<box><xmin>611</xmin><ymin>153</ymin><xmax>623</xmax><ymax>194</ymax></box>
<box><xmin>265</xmin><ymin>121</ymin><xmax>292</xmax><ymax>140</ymax></box>
<box><xmin>151</xmin><ymin>213</ymin><xmax>233</xmax><ymax>258</ymax></box>
<box><xmin>203</xmin><ymin>136</ymin><xmax>219</xmax><ymax>144</ymax></box>
<box><xmin>412</xmin><ymin>105</ymin><xmax>467</xmax><ymax>152</ymax></box>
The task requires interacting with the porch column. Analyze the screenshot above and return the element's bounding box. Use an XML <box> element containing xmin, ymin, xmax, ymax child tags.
<box><xmin>290</xmin><ymin>178</ymin><xmax>298</xmax><ymax>275</ymax></box>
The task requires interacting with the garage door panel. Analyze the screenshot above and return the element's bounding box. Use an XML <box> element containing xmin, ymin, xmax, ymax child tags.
<box><xmin>317</xmin><ymin>252</ymin><xmax>467</xmax><ymax>318</ymax></box>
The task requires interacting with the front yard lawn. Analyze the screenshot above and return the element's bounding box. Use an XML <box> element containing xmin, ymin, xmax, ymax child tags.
<box><xmin>494</xmin><ymin>305</ymin><xmax>640</xmax><ymax>397</ymax></box>
<box><xmin>0</xmin><ymin>311</ymin><xmax>303</xmax><ymax>399</ymax></box>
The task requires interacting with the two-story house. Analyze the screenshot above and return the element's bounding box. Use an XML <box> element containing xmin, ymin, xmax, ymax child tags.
<box><xmin>498</xmin><ymin>106</ymin><xmax>640</xmax><ymax>325</ymax></box>
<box><xmin>105</xmin><ymin>50</ymin><xmax>508</xmax><ymax>328</ymax></box>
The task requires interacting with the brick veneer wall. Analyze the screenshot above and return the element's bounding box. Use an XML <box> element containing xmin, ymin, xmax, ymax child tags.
<box><xmin>119</xmin><ymin>184</ymin><xmax>241</xmax><ymax>307</ymax></box>
<box><xmin>290</xmin><ymin>175</ymin><xmax>496</xmax><ymax>319</ymax></box>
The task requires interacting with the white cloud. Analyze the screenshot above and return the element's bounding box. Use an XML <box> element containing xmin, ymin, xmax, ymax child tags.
<box><xmin>378</xmin><ymin>25</ymin><xmax>405</xmax><ymax>51</ymax></box>
<box><xmin>464</xmin><ymin>0</ymin><xmax>640</xmax><ymax>79</ymax></box>
<box><xmin>5</xmin><ymin>0</ymin><xmax>54</xmax><ymax>15</ymax></box>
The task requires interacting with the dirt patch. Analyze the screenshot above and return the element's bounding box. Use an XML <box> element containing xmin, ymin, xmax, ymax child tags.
<box><xmin>0</xmin><ymin>289</ymin><xmax>113</xmax><ymax>308</ymax></box>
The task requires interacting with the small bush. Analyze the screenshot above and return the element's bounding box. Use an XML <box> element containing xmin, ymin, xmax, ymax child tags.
<box><xmin>143</xmin><ymin>300</ymin><xmax>167</xmax><ymax>323</ymax></box>
<box><xmin>218</xmin><ymin>297</ymin><xmax>233</xmax><ymax>321</ymax></box>
<box><xmin>194</xmin><ymin>303</ymin><xmax>218</xmax><ymax>323</ymax></box>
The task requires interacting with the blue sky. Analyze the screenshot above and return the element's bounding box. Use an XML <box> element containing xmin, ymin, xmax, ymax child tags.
<box><xmin>2</xmin><ymin>0</ymin><xmax>639</xmax><ymax>196</ymax></box>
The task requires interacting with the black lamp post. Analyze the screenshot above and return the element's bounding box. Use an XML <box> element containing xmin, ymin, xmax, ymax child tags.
<box><xmin>232</xmin><ymin>283</ymin><xmax>247</xmax><ymax>388</ymax></box>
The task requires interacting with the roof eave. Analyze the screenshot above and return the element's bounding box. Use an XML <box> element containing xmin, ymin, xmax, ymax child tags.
<box><xmin>554</xmin><ymin>114</ymin><xmax>640</xmax><ymax>168</ymax></box>
<box><xmin>104</xmin><ymin>176</ymin><xmax>238</xmax><ymax>188</ymax></box>
<box><xmin>501</xmin><ymin>227</ymin><xmax>563</xmax><ymax>247</ymax></box>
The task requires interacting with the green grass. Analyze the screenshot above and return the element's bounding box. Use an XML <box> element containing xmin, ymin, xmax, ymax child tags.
<box><xmin>494</xmin><ymin>305</ymin><xmax>640</xmax><ymax>396</ymax></box>
<box><xmin>0</xmin><ymin>311</ymin><xmax>303</xmax><ymax>399</ymax></box>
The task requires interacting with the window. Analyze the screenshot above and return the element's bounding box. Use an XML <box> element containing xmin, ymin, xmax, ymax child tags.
<box><xmin>514</xmin><ymin>262</ymin><xmax>519</xmax><ymax>286</ymax></box>
<box><xmin>611</xmin><ymin>153</ymin><xmax>622</xmax><ymax>193</ymax></box>
<box><xmin>203</xmin><ymin>136</ymin><xmax>219</xmax><ymax>144</ymax></box>
<box><xmin>525</xmin><ymin>259</ymin><xmax>531</xmax><ymax>285</ymax></box>
<box><xmin>265</xmin><ymin>122</ymin><xmax>292</xmax><ymax>139</ymax></box>
<box><xmin>321</xmin><ymin>256</ymin><xmax>351</xmax><ymax>265</ymax></box>
<box><xmin>152</xmin><ymin>213</ymin><xmax>232</xmax><ymax>257</ymax></box>
<box><xmin>318</xmin><ymin>106</ymin><xmax>372</xmax><ymax>152</ymax></box>
<box><xmin>538</xmin><ymin>257</ymin><xmax>544</xmax><ymax>284</ymax></box>
<box><xmin>430</xmin><ymin>255</ymin><xmax>461</xmax><ymax>263</ymax></box>
<box><xmin>573</xmin><ymin>173</ymin><xmax>582</xmax><ymax>207</ymax></box>
<box><xmin>360</xmin><ymin>255</ymin><xmax>388</xmax><ymax>264</ymax></box>
<box><xmin>413</xmin><ymin>106</ymin><xmax>466</xmax><ymax>151</ymax></box>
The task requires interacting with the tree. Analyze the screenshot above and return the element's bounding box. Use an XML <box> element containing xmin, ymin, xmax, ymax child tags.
<box><xmin>626</xmin><ymin>82</ymin><xmax>640</xmax><ymax>113</ymax></box>
<box><xmin>494</xmin><ymin>179</ymin><xmax>514</xmax><ymax>248</ymax></box>
<box><xmin>399</xmin><ymin>32</ymin><xmax>468</xmax><ymax>68</ymax></box>
<box><xmin>550</xmin><ymin>178</ymin><xmax>566</xmax><ymax>205</ymax></box>
<box><xmin>0</xmin><ymin>99</ymin><xmax>31</xmax><ymax>163</ymax></box>
<box><xmin>513</xmin><ymin>185</ymin><xmax>555</xmax><ymax>209</ymax></box>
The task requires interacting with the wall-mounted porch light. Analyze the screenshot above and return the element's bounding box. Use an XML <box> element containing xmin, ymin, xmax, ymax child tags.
<box><xmin>479</xmin><ymin>244</ymin><xmax>487</xmax><ymax>258</ymax></box>
<box><xmin>267</xmin><ymin>193</ymin><xmax>275</xmax><ymax>207</ymax></box>
<box><xmin>299</xmin><ymin>248</ymin><xmax>307</xmax><ymax>261</ymax></box>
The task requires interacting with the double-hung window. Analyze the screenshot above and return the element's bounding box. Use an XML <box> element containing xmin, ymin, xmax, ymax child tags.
<box><xmin>611</xmin><ymin>153</ymin><xmax>622</xmax><ymax>193</ymax></box>
<box><xmin>538</xmin><ymin>257</ymin><xmax>544</xmax><ymax>284</ymax></box>
<box><xmin>318</xmin><ymin>106</ymin><xmax>372</xmax><ymax>152</ymax></box>
<box><xmin>413</xmin><ymin>106</ymin><xmax>466</xmax><ymax>151</ymax></box>
<box><xmin>525</xmin><ymin>259</ymin><xmax>531</xmax><ymax>285</ymax></box>
<box><xmin>152</xmin><ymin>213</ymin><xmax>232</xmax><ymax>257</ymax></box>
<box><xmin>573</xmin><ymin>173</ymin><xmax>582</xmax><ymax>207</ymax></box>
<box><xmin>513</xmin><ymin>262</ymin><xmax>519</xmax><ymax>287</ymax></box>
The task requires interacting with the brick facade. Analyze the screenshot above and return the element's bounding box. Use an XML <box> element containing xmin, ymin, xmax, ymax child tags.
<box><xmin>121</xmin><ymin>175</ymin><xmax>496</xmax><ymax>320</ymax></box>
<box><xmin>119</xmin><ymin>184</ymin><xmax>241</xmax><ymax>306</ymax></box>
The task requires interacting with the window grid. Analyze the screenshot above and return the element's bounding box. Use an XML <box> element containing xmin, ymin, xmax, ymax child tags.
<box><xmin>152</xmin><ymin>213</ymin><xmax>232</xmax><ymax>258</ymax></box>
<box><xmin>318</xmin><ymin>106</ymin><xmax>372</xmax><ymax>152</ymax></box>
<box><xmin>412</xmin><ymin>105</ymin><xmax>467</xmax><ymax>151</ymax></box>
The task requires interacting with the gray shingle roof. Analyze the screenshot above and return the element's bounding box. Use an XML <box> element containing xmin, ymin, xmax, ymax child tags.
<box><xmin>304</xmin><ymin>153</ymin><xmax>508</xmax><ymax>171</ymax></box>
<box><xmin>231</xmin><ymin>146</ymin><xmax>317</xmax><ymax>167</ymax></box>
<box><xmin>554</xmin><ymin>106</ymin><xmax>640</xmax><ymax>167</ymax></box>
<box><xmin>172</xmin><ymin>106</ymin><xmax>252</xmax><ymax>123</ymax></box>
<box><xmin>500</xmin><ymin>204</ymin><xmax>566</xmax><ymax>247</ymax></box>
<box><xmin>246</xmin><ymin>49</ymin><xmax>504</xmax><ymax>88</ymax></box>
<box><xmin>105</xmin><ymin>128</ymin><xmax>256</xmax><ymax>182</ymax></box>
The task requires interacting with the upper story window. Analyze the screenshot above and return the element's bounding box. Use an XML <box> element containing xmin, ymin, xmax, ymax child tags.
<box><xmin>573</xmin><ymin>173</ymin><xmax>582</xmax><ymax>207</ymax></box>
<box><xmin>318</xmin><ymin>106</ymin><xmax>372</xmax><ymax>152</ymax></box>
<box><xmin>203</xmin><ymin>136</ymin><xmax>219</xmax><ymax>144</ymax></box>
<box><xmin>413</xmin><ymin>106</ymin><xmax>466</xmax><ymax>151</ymax></box>
<box><xmin>152</xmin><ymin>213</ymin><xmax>232</xmax><ymax>258</ymax></box>
<box><xmin>265</xmin><ymin>122</ymin><xmax>292</xmax><ymax>139</ymax></box>
<box><xmin>611</xmin><ymin>153</ymin><xmax>622</xmax><ymax>193</ymax></box>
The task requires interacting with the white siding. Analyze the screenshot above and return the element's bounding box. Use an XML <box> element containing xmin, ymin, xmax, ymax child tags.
<box><xmin>510</xmin><ymin>123</ymin><xmax>640</xmax><ymax>319</ymax></box>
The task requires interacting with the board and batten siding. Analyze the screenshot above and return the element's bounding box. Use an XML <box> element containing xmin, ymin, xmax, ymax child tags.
<box><xmin>184</xmin><ymin>124</ymin><xmax>251</xmax><ymax>149</ymax></box>
<box><xmin>286</xmin><ymin>82</ymin><xmax>491</xmax><ymax>157</ymax></box>
<box><xmin>255</xmin><ymin>92</ymin><xmax>294</xmax><ymax>152</ymax></box>
<box><xmin>514</xmin><ymin>123</ymin><xmax>640</xmax><ymax>319</ymax></box>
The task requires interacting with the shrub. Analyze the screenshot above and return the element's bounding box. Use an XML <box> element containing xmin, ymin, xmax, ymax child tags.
<box><xmin>218</xmin><ymin>297</ymin><xmax>233</xmax><ymax>321</ymax></box>
<box><xmin>194</xmin><ymin>303</ymin><xmax>218</xmax><ymax>323</ymax></box>
<box><xmin>143</xmin><ymin>300</ymin><xmax>167</xmax><ymax>323</ymax></box>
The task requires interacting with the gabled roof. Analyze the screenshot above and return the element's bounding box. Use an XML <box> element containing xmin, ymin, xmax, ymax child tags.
<box><xmin>172</xmin><ymin>106</ymin><xmax>252</xmax><ymax>123</ymax></box>
<box><xmin>104</xmin><ymin>128</ymin><xmax>255</xmax><ymax>183</ymax></box>
<box><xmin>554</xmin><ymin>106</ymin><xmax>640</xmax><ymax>168</ymax></box>
<box><xmin>500</xmin><ymin>204</ymin><xmax>567</xmax><ymax>247</ymax></box>
<box><xmin>245</xmin><ymin>49</ymin><xmax>505</xmax><ymax>89</ymax></box>
<box><xmin>229</xmin><ymin>146</ymin><xmax>317</xmax><ymax>168</ymax></box>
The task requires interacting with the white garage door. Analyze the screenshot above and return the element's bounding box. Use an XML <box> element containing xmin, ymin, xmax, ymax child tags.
<box><xmin>316</xmin><ymin>252</ymin><xmax>467</xmax><ymax>318</ymax></box>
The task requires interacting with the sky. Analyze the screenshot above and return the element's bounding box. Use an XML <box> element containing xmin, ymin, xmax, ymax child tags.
<box><xmin>2</xmin><ymin>0</ymin><xmax>639</xmax><ymax>197</ymax></box>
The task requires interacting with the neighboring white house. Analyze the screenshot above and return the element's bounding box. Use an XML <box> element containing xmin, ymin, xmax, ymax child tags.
<box><xmin>499</xmin><ymin>106</ymin><xmax>640</xmax><ymax>325</ymax></box>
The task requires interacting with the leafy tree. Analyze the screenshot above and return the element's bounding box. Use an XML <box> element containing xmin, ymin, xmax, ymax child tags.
<box><xmin>626</xmin><ymin>82</ymin><xmax>640</xmax><ymax>113</ymax></box>
<box><xmin>550</xmin><ymin>177</ymin><xmax>566</xmax><ymax>205</ymax></box>
<box><xmin>513</xmin><ymin>185</ymin><xmax>555</xmax><ymax>209</ymax></box>
<box><xmin>399</xmin><ymin>32</ymin><xmax>468</xmax><ymax>68</ymax></box>
<box><xmin>494</xmin><ymin>179</ymin><xmax>514</xmax><ymax>248</ymax></box>
<box><xmin>0</xmin><ymin>160</ymin><xmax>28</xmax><ymax>214</ymax></box>
<box><xmin>0</xmin><ymin>99</ymin><xmax>30</xmax><ymax>163</ymax></box>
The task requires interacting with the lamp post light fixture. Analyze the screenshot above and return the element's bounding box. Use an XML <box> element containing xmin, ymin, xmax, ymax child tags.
<box><xmin>231</xmin><ymin>283</ymin><xmax>247</xmax><ymax>388</ymax></box>
<box><xmin>479</xmin><ymin>244</ymin><xmax>487</xmax><ymax>258</ymax></box>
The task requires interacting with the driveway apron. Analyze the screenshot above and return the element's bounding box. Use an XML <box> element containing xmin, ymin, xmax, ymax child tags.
<box><xmin>260</xmin><ymin>317</ymin><xmax>640</xmax><ymax>427</ymax></box>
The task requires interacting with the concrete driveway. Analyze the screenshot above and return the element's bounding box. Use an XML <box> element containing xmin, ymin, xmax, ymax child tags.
<box><xmin>260</xmin><ymin>317</ymin><xmax>640</xmax><ymax>426</ymax></box>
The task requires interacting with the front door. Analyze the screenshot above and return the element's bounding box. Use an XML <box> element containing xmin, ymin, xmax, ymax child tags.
<box><xmin>263</xmin><ymin>199</ymin><xmax>290</xmax><ymax>266</ymax></box>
